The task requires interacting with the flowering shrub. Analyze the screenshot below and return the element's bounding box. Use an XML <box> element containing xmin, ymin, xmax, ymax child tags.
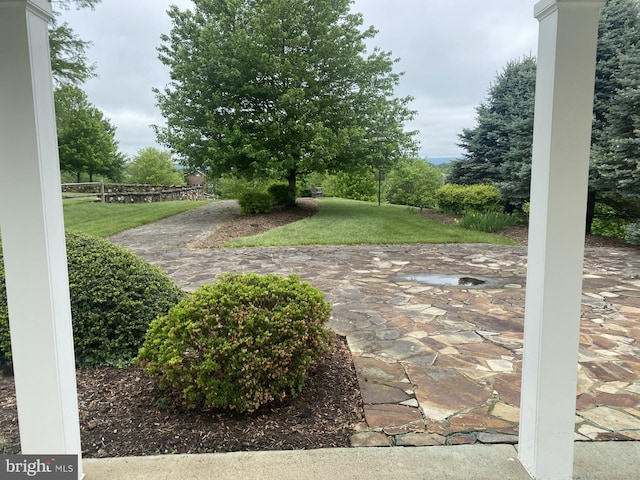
<box><xmin>137</xmin><ymin>273</ymin><xmax>333</xmax><ymax>413</ymax></box>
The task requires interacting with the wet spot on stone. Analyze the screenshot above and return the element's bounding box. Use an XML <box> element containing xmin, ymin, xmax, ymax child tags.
<box><xmin>392</xmin><ymin>273</ymin><xmax>495</xmax><ymax>288</ymax></box>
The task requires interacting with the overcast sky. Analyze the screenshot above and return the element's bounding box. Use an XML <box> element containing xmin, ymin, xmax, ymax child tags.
<box><xmin>58</xmin><ymin>0</ymin><xmax>539</xmax><ymax>160</ymax></box>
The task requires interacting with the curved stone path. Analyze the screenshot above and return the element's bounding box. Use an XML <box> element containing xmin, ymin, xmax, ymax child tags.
<box><xmin>110</xmin><ymin>201</ymin><xmax>640</xmax><ymax>447</ymax></box>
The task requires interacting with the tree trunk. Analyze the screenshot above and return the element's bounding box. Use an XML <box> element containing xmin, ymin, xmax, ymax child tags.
<box><xmin>586</xmin><ymin>189</ymin><xmax>597</xmax><ymax>235</ymax></box>
<box><xmin>76</xmin><ymin>172</ymin><xmax>81</xmax><ymax>183</ymax></box>
<box><xmin>286</xmin><ymin>170</ymin><xmax>297</xmax><ymax>207</ymax></box>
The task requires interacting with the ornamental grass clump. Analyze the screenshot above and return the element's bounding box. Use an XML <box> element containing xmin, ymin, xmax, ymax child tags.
<box><xmin>457</xmin><ymin>211</ymin><xmax>518</xmax><ymax>233</ymax></box>
<box><xmin>137</xmin><ymin>273</ymin><xmax>333</xmax><ymax>413</ymax></box>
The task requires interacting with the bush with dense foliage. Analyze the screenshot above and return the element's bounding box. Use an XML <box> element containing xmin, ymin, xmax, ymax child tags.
<box><xmin>322</xmin><ymin>171</ymin><xmax>378</xmax><ymax>202</ymax></box>
<box><xmin>137</xmin><ymin>273</ymin><xmax>333</xmax><ymax>413</ymax></box>
<box><xmin>0</xmin><ymin>232</ymin><xmax>184</xmax><ymax>367</ymax></box>
<box><xmin>385</xmin><ymin>159</ymin><xmax>443</xmax><ymax>207</ymax></box>
<box><xmin>435</xmin><ymin>184</ymin><xmax>503</xmax><ymax>214</ymax></box>
<box><xmin>238</xmin><ymin>190</ymin><xmax>274</xmax><ymax>215</ymax></box>
<box><xmin>215</xmin><ymin>174</ymin><xmax>268</xmax><ymax>199</ymax></box>
<box><xmin>267</xmin><ymin>182</ymin><xmax>291</xmax><ymax>206</ymax></box>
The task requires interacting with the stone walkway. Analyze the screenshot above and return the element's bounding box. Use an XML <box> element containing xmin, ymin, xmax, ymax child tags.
<box><xmin>110</xmin><ymin>201</ymin><xmax>640</xmax><ymax>447</ymax></box>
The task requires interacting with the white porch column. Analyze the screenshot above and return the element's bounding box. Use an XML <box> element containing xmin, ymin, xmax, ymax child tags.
<box><xmin>519</xmin><ymin>1</ymin><xmax>603</xmax><ymax>479</ymax></box>
<box><xmin>0</xmin><ymin>0</ymin><xmax>83</xmax><ymax>477</ymax></box>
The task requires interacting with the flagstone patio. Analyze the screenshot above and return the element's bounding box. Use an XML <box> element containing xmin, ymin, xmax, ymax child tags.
<box><xmin>110</xmin><ymin>202</ymin><xmax>640</xmax><ymax>448</ymax></box>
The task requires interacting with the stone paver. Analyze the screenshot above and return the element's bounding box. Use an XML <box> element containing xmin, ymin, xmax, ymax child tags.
<box><xmin>110</xmin><ymin>201</ymin><xmax>640</xmax><ymax>447</ymax></box>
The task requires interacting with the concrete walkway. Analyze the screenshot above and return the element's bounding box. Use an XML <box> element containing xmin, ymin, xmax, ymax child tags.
<box><xmin>103</xmin><ymin>201</ymin><xmax>640</xmax><ymax>477</ymax></box>
<box><xmin>83</xmin><ymin>442</ymin><xmax>640</xmax><ymax>480</ymax></box>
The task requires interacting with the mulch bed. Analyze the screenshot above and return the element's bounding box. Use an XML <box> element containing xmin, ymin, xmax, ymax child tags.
<box><xmin>190</xmin><ymin>199</ymin><xmax>319</xmax><ymax>248</ymax></box>
<box><xmin>0</xmin><ymin>335</ymin><xmax>364</xmax><ymax>457</ymax></box>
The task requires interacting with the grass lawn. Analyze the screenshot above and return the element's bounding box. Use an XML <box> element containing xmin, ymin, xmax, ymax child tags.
<box><xmin>63</xmin><ymin>199</ymin><xmax>211</xmax><ymax>237</ymax></box>
<box><xmin>224</xmin><ymin>198</ymin><xmax>517</xmax><ymax>247</ymax></box>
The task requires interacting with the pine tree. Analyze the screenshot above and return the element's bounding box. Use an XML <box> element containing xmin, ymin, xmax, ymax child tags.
<box><xmin>451</xmin><ymin>56</ymin><xmax>536</xmax><ymax>209</ymax></box>
<box><xmin>454</xmin><ymin>0</ymin><xmax>640</xmax><ymax>226</ymax></box>
<box><xmin>589</xmin><ymin>0</ymin><xmax>640</xmax><ymax>225</ymax></box>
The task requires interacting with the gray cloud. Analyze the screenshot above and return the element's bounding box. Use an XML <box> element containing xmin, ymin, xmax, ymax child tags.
<box><xmin>60</xmin><ymin>0</ymin><xmax>539</xmax><ymax>159</ymax></box>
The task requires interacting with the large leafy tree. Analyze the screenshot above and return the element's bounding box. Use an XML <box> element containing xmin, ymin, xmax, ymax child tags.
<box><xmin>453</xmin><ymin>0</ymin><xmax>640</xmax><ymax>228</ymax></box>
<box><xmin>155</xmin><ymin>0</ymin><xmax>417</xmax><ymax>205</ymax></box>
<box><xmin>50</xmin><ymin>0</ymin><xmax>101</xmax><ymax>85</ymax></box>
<box><xmin>55</xmin><ymin>85</ymin><xmax>123</xmax><ymax>182</ymax></box>
<box><xmin>451</xmin><ymin>56</ymin><xmax>536</xmax><ymax>210</ymax></box>
<box><xmin>126</xmin><ymin>147</ymin><xmax>185</xmax><ymax>185</ymax></box>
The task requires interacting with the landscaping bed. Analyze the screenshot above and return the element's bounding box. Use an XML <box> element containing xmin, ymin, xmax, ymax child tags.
<box><xmin>0</xmin><ymin>335</ymin><xmax>363</xmax><ymax>457</ymax></box>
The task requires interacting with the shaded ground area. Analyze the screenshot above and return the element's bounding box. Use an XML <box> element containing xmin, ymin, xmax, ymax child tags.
<box><xmin>0</xmin><ymin>335</ymin><xmax>363</xmax><ymax>457</ymax></box>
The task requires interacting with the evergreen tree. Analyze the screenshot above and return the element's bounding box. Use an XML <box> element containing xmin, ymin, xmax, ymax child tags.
<box><xmin>451</xmin><ymin>56</ymin><xmax>536</xmax><ymax>209</ymax></box>
<box><xmin>454</xmin><ymin>0</ymin><xmax>640</xmax><ymax>226</ymax></box>
<box><xmin>589</xmin><ymin>0</ymin><xmax>640</xmax><ymax>227</ymax></box>
<box><xmin>154</xmin><ymin>0</ymin><xmax>417</xmax><ymax>205</ymax></box>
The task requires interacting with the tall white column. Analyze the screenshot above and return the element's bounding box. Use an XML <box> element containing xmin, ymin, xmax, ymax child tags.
<box><xmin>519</xmin><ymin>1</ymin><xmax>603</xmax><ymax>479</ymax></box>
<box><xmin>0</xmin><ymin>1</ymin><xmax>83</xmax><ymax>477</ymax></box>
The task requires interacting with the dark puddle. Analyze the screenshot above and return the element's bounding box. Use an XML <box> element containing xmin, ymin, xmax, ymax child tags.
<box><xmin>393</xmin><ymin>273</ymin><xmax>494</xmax><ymax>287</ymax></box>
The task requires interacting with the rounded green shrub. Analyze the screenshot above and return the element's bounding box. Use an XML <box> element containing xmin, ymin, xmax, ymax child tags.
<box><xmin>266</xmin><ymin>182</ymin><xmax>291</xmax><ymax>206</ymax></box>
<box><xmin>137</xmin><ymin>273</ymin><xmax>333</xmax><ymax>413</ymax></box>
<box><xmin>385</xmin><ymin>159</ymin><xmax>443</xmax><ymax>207</ymax></box>
<box><xmin>0</xmin><ymin>232</ymin><xmax>184</xmax><ymax>367</ymax></box>
<box><xmin>238</xmin><ymin>190</ymin><xmax>274</xmax><ymax>215</ymax></box>
<box><xmin>435</xmin><ymin>184</ymin><xmax>503</xmax><ymax>214</ymax></box>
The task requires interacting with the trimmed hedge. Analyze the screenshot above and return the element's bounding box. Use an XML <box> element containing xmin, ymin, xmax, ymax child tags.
<box><xmin>238</xmin><ymin>190</ymin><xmax>274</xmax><ymax>215</ymax></box>
<box><xmin>137</xmin><ymin>273</ymin><xmax>333</xmax><ymax>413</ymax></box>
<box><xmin>435</xmin><ymin>184</ymin><xmax>503</xmax><ymax>214</ymax></box>
<box><xmin>0</xmin><ymin>232</ymin><xmax>184</xmax><ymax>367</ymax></box>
